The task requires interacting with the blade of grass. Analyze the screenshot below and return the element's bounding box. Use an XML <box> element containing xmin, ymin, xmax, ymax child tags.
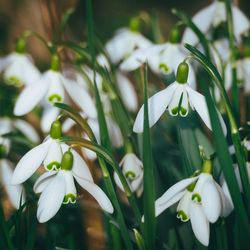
<box><xmin>142</xmin><ymin>62</ymin><xmax>156</xmax><ymax>249</ymax></box>
<box><xmin>200</xmin><ymin>73</ymin><xmax>250</xmax><ymax>235</ymax></box>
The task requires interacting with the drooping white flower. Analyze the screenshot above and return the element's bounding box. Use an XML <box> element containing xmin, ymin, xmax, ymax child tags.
<box><xmin>105</xmin><ymin>28</ymin><xmax>152</xmax><ymax>64</ymax></box>
<box><xmin>13</xmin><ymin>69</ymin><xmax>97</xmax><ymax>119</ymax></box>
<box><xmin>133</xmin><ymin>62</ymin><xmax>227</xmax><ymax>134</ymax></box>
<box><xmin>11</xmin><ymin>121</ymin><xmax>64</xmax><ymax>185</ymax></box>
<box><xmin>182</xmin><ymin>0</ymin><xmax>250</xmax><ymax>45</ymax></box>
<box><xmin>34</xmin><ymin>149</ymin><xmax>114</xmax><ymax>223</ymax></box>
<box><xmin>114</xmin><ymin>153</ymin><xmax>143</xmax><ymax>197</ymax></box>
<box><xmin>154</xmin><ymin>164</ymin><xmax>229</xmax><ymax>246</ymax></box>
<box><xmin>0</xmin><ymin>117</ymin><xmax>40</xmax><ymax>143</ymax></box>
<box><xmin>0</xmin><ymin>52</ymin><xmax>41</xmax><ymax>86</ymax></box>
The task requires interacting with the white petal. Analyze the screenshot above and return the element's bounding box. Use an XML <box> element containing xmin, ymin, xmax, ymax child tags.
<box><xmin>106</xmin><ymin>116</ymin><xmax>123</xmax><ymax>148</ymax></box>
<box><xmin>190</xmin><ymin>202</ymin><xmax>210</xmax><ymax>246</ymax></box>
<box><xmin>176</xmin><ymin>190</ymin><xmax>192</xmax><ymax>222</ymax></box>
<box><xmin>62</xmin><ymin>117</ymin><xmax>76</xmax><ymax>133</ymax></box>
<box><xmin>114</xmin><ymin>172</ymin><xmax>125</xmax><ymax>192</ymax></box>
<box><xmin>0</xmin><ymin>118</ymin><xmax>13</xmax><ymax>135</ymax></box>
<box><xmin>117</xmin><ymin>72</ymin><xmax>138</xmax><ymax>112</ymax></box>
<box><xmin>14</xmin><ymin>119</ymin><xmax>40</xmax><ymax>143</ymax></box>
<box><xmin>0</xmin><ymin>159</ymin><xmax>25</xmax><ymax>209</ymax></box>
<box><xmin>242</xmin><ymin>58</ymin><xmax>250</xmax><ymax>94</ymax></box>
<box><xmin>41</xmin><ymin>106</ymin><xmax>60</xmax><ymax>133</ymax></box>
<box><xmin>0</xmin><ymin>56</ymin><xmax>10</xmax><ymax>72</ymax></box>
<box><xmin>232</xmin><ymin>6</ymin><xmax>250</xmax><ymax>42</ymax></box>
<box><xmin>63</xmin><ymin>78</ymin><xmax>97</xmax><ymax>118</ymax></box>
<box><xmin>14</xmin><ymin>72</ymin><xmax>50</xmax><ymax>116</ymax></box>
<box><xmin>43</xmin><ymin>140</ymin><xmax>63</xmax><ymax>170</ymax></box>
<box><xmin>133</xmin><ymin>83</ymin><xmax>177</xmax><ymax>133</ymax></box>
<box><xmin>168</xmin><ymin>86</ymin><xmax>184</xmax><ymax>116</ymax></box>
<box><xmin>121</xmin><ymin>153</ymin><xmax>143</xmax><ymax>178</ymax></box>
<box><xmin>187</xmin><ymin>86</ymin><xmax>227</xmax><ymax>135</ymax></box>
<box><xmin>130</xmin><ymin>173</ymin><xmax>143</xmax><ymax>193</ymax></box>
<box><xmin>97</xmin><ymin>53</ymin><xmax>110</xmax><ymax>71</ymax></box>
<box><xmin>37</xmin><ymin>172</ymin><xmax>66</xmax><ymax>223</ymax></box>
<box><xmin>61</xmin><ymin>170</ymin><xmax>77</xmax><ymax>204</ymax></box>
<box><xmin>156</xmin><ymin>176</ymin><xmax>198</xmax><ymax>206</ymax></box>
<box><xmin>201</xmin><ymin>180</ymin><xmax>221</xmax><ymax>223</ymax></box>
<box><xmin>182</xmin><ymin>3</ymin><xmax>215</xmax><ymax>45</ymax></box>
<box><xmin>12</xmin><ymin>139</ymin><xmax>51</xmax><ymax>184</ymax></box>
<box><xmin>74</xmin><ymin>177</ymin><xmax>114</xmax><ymax>213</ymax></box>
<box><xmin>33</xmin><ymin>171</ymin><xmax>57</xmax><ymax>193</ymax></box>
<box><xmin>81</xmin><ymin>133</ymin><xmax>97</xmax><ymax>160</ymax></box>
<box><xmin>61</xmin><ymin>143</ymin><xmax>93</xmax><ymax>182</ymax></box>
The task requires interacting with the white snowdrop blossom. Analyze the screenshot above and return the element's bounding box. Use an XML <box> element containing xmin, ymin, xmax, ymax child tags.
<box><xmin>154</xmin><ymin>161</ymin><xmax>229</xmax><ymax>246</ymax></box>
<box><xmin>11</xmin><ymin>121</ymin><xmax>64</xmax><ymax>185</ymax></box>
<box><xmin>114</xmin><ymin>153</ymin><xmax>143</xmax><ymax>197</ymax></box>
<box><xmin>0</xmin><ymin>52</ymin><xmax>41</xmax><ymax>86</ymax></box>
<box><xmin>133</xmin><ymin>62</ymin><xmax>227</xmax><ymax>134</ymax></box>
<box><xmin>105</xmin><ymin>28</ymin><xmax>152</xmax><ymax>64</ymax></box>
<box><xmin>182</xmin><ymin>0</ymin><xmax>250</xmax><ymax>45</ymax></box>
<box><xmin>13</xmin><ymin>68</ymin><xmax>96</xmax><ymax>119</ymax></box>
<box><xmin>34</xmin><ymin>148</ymin><xmax>114</xmax><ymax>223</ymax></box>
<box><xmin>237</xmin><ymin>57</ymin><xmax>250</xmax><ymax>94</ymax></box>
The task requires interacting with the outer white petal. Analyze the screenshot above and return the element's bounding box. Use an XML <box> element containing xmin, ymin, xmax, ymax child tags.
<box><xmin>14</xmin><ymin>72</ymin><xmax>50</xmax><ymax>116</ymax></box>
<box><xmin>0</xmin><ymin>118</ymin><xmax>13</xmax><ymax>135</ymax></box>
<box><xmin>190</xmin><ymin>202</ymin><xmax>210</xmax><ymax>246</ymax></box>
<box><xmin>61</xmin><ymin>143</ymin><xmax>93</xmax><ymax>182</ymax></box>
<box><xmin>106</xmin><ymin>116</ymin><xmax>123</xmax><ymax>148</ymax></box>
<box><xmin>33</xmin><ymin>171</ymin><xmax>57</xmax><ymax>193</ymax></box>
<box><xmin>97</xmin><ymin>53</ymin><xmax>110</xmax><ymax>71</ymax></box>
<box><xmin>133</xmin><ymin>83</ymin><xmax>177</xmax><ymax>133</ymax></box>
<box><xmin>114</xmin><ymin>172</ymin><xmax>125</xmax><ymax>192</ymax></box>
<box><xmin>41</xmin><ymin>106</ymin><xmax>60</xmax><ymax>133</ymax></box>
<box><xmin>14</xmin><ymin>119</ymin><xmax>40</xmax><ymax>143</ymax></box>
<box><xmin>0</xmin><ymin>159</ymin><xmax>25</xmax><ymax>209</ymax></box>
<box><xmin>187</xmin><ymin>86</ymin><xmax>227</xmax><ymax>135</ymax></box>
<box><xmin>182</xmin><ymin>3</ymin><xmax>215</xmax><ymax>45</ymax></box>
<box><xmin>201</xmin><ymin>180</ymin><xmax>221</xmax><ymax>223</ymax></box>
<box><xmin>37</xmin><ymin>172</ymin><xmax>66</xmax><ymax>223</ymax></box>
<box><xmin>62</xmin><ymin>78</ymin><xmax>97</xmax><ymax>118</ymax></box>
<box><xmin>232</xmin><ymin>6</ymin><xmax>250</xmax><ymax>42</ymax></box>
<box><xmin>0</xmin><ymin>56</ymin><xmax>10</xmax><ymax>72</ymax></box>
<box><xmin>81</xmin><ymin>133</ymin><xmax>97</xmax><ymax>160</ymax></box>
<box><xmin>242</xmin><ymin>58</ymin><xmax>250</xmax><ymax>94</ymax></box>
<box><xmin>12</xmin><ymin>139</ymin><xmax>51</xmax><ymax>184</ymax></box>
<box><xmin>117</xmin><ymin>72</ymin><xmax>138</xmax><ymax>112</ymax></box>
<box><xmin>156</xmin><ymin>176</ymin><xmax>198</xmax><ymax>206</ymax></box>
<box><xmin>74</xmin><ymin>176</ymin><xmax>114</xmax><ymax>213</ymax></box>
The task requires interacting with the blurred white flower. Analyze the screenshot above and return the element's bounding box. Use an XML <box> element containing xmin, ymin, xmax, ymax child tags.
<box><xmin>34</xmin><ymin>149</ymin><xmax>113</xmax><ymax>223</ymax></box>
<box><xmin>0</xmin><ymin>52</ymin><xmax>41</xmax><ymax>86</ymax></box>
<box><xmin>114</xmin><ymin>153</ymin><xmax>143</xmax><ymax>197</ymax></box>
<box><xmin>133</xmin><ymin>62</ymin><xmax>227</xmax><ymax>134</ymax></box>
<box><xmin>182</xmin><ymin>1</ymin><xmax>250</xmax><ymax>45</ymax></box>
<box><xmin>105</xmin><ymin>28</ymin><xmax>152</xmax><ymax>64</ymax></box>
<box><xmin>14</xmin><ymin>69</ymin><xmax>96</xmax><ymax>119</ymax></box>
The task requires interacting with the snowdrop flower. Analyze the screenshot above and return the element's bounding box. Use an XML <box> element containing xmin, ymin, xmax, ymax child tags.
<box><xmin>0</xmin><ymin>117</ymin><xmax>40</xmax><ymax>143</ymax></box>
<box><xmin>114</xmin><ymin>153</ymin><xmax>143</xmax><ymax>197</ymax></box>
<box><xmin>0</xmin><ymin>158</ymin><xmax>26</xmax><ymax>209</ymax></box>
<box><xmin>182</xmin><ymin>0</ymin><xmax>250</xmax><ymax>45</ymax></box>
<box><xmin>0</xmin><ymin>38</ymin><xmax>41</xmax><ymax>86</ymax></box>
<box><xmin>34</xmin><ymin>149</ymin><xmax>114</xmax><ymax>223</ymax></box>
<box><xmin>13</xmin><ymin>54</ymin><xmax>96</xmax><ymax>119</ymax></box>
<box><xmin>105</xmin><ymin>28</ymin><xmax>152</xmax><ymax>64</ymax></box>
<box><xmin>11</xmin><ymin>121</ymin><xmax>64</xmax><ymax>185</ymax></box>
<box><xmin>133</xmin><ymin>61</ymin><xmax>227</xmax><ymax>134</ymax></box>
<box><xmin>154</xmin><ymin>160</ymin><xmax>229</xmax><ymax>246</ymax></box>
<box><xmin>120</xmin><ymin>27</ymin><xmax>196</xmax><ymax>88</ymax></box>
<box><xmin>97</xmin><ymin>53</ymin><xmax>111</xmax><ymax>71</ymax></box>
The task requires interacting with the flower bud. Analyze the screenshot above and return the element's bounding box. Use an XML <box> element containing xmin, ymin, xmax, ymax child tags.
<box><xmin>61</xmin><ymin>151</ymin><xmax>74</xmax><ymax>171</ymax></box>
<box><xmin>50</xmin><ymin>120</ymin><xmax>62</xmax><ymax>139</ymax></box>
<box><xmin>176</xmin><ymin>62</ymin><xmax>189</xmax><ymax>84</ymax></box>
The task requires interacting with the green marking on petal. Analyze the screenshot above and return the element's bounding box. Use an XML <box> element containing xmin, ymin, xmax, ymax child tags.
<box><xmin>7</xmin><ymin>76</ymin><xmax>21</xmax><ymax>86</ymax></box>
<box><xmin>125</xmin><ymin>171</ymin><xmax>136</xmax><ymax>179</ymax></box>
<box><xmin>159</xmin><ymin>63</ymin><xmax>169</xmax><ymax>73</ymax></box>
<box><xmin>171</xmin><ymin>107</ymin><xmax>179</xmax><ymax>116</ymax></box>
<box><xmin>177</xmin><ymin>210</ymin><xmax>189</xmax><ymax>222</ymax></box>
<box><xmin>45</xmin><ymin>161</ymin><xmax>61</xmax><ymax>171</ymax></box>
<box><xmin>63</xmin><ymin>193</ymin><xmax>76</xmax><ymax>204</ymax></box>
<box><xmin>192</xmin><ymin>193</ymin><xmax>202</xmax><ymax>203</ymax></box>
<box><xmin>48</xmin><ymin>94</ymin><xmax>62</xmax><ymax>103</ymax></box>
<box><xmin>180</xmin><ymin>106</ymin><xmax>187</xmax><ymax>116</ymax></box>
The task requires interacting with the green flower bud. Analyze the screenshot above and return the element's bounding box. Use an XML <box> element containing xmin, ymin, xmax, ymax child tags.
<box><xmin>51</xmin><ymin>53</ymin><xmax>61</xmax><ymax>71</ymax></box>
<box><xmin>169</xmin><ymin>27</ymin><xmax>180</xmax><ymax>44</ymax></box>
<box><xmin>61</xmin><ymin>151</ymin><xmax>74</xmax><ymax>171</ymax></box>
<box><xmin>50</xmin><ymin>120</ymin><xmax>62</xmax><ymax>139</ymax></box>
<box><xmin>15</xmin><ymin>37</ymin><xmax>27</xmax><ymax>54</ymax></box>
<box><xmin>176</xmin><ymin>62</ymin><xmax>189</xmax><ymax>84</ymax></box>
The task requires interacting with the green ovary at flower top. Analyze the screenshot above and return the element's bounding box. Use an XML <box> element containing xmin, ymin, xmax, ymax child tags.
<box><xmin>133</xmin><ymin>61</ymin><xmax>227</xmax><ymax>134</ymax></box>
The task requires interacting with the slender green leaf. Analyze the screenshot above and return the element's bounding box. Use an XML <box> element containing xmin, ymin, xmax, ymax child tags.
<box><xmin>134</xmin><ymin>229</ymin><xmax>146</xmax><ymax>250</ymax></box>
<box><xmin>142</xmin><ymin>63</ymin><xmax>156</xmax><ymax>249</ymax></box>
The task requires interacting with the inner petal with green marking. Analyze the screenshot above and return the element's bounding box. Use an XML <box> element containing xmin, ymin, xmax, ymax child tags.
<box><xmin>63</xmin><ymin>193</ymin><xmax>76</xmax><ymax>204</ymax></box>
